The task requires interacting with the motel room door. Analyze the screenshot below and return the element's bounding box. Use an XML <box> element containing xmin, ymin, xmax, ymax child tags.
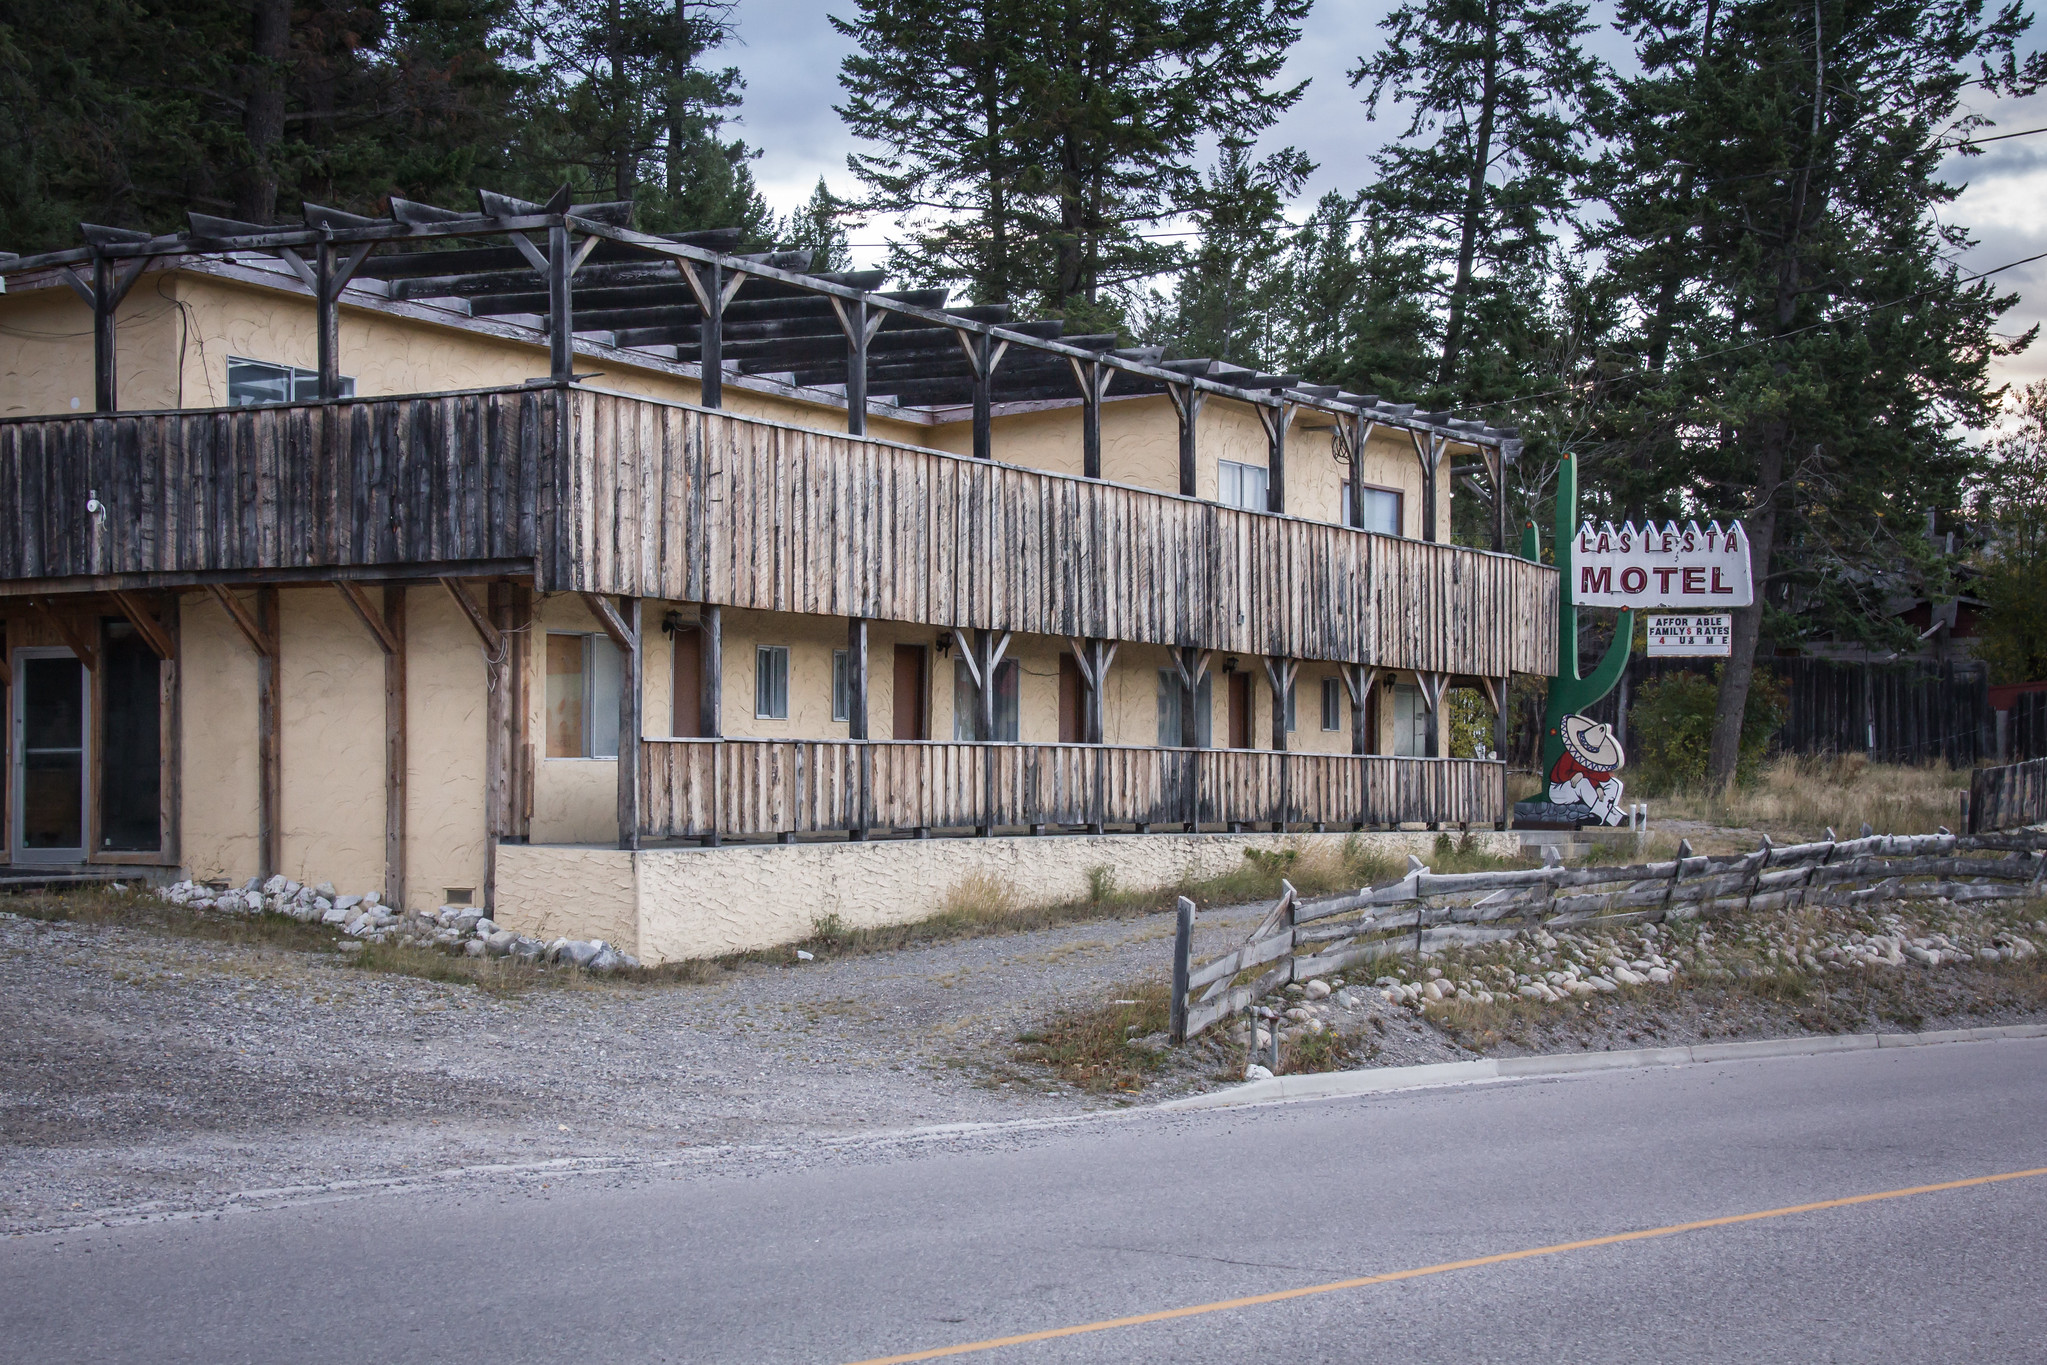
<box><xmin>10</xmin><ymin>647</ymin><xmax>89</xmax><ymax>864</ymax></box>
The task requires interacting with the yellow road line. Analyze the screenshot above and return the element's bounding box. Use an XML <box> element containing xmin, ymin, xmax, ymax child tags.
<box><xmin>843</xmin><ymin>1164</ymin><xmax>2047</xmax><ymax>1365</ymax></box>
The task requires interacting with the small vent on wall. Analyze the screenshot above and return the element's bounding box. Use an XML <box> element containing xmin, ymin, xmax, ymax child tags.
<box><xmin>444</xmin><ymin>887</ymin><xmax>475</xmax><ymax>905</ymax></box>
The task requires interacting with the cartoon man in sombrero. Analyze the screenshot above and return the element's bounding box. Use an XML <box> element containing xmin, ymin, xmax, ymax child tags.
<box><xmin>1549</xmin><ymin>714</ymin><xmax>1626</xmax><ymax>826</ymax></box>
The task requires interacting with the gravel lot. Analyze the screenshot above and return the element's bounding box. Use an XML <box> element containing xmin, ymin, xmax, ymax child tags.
<box><xmin>0</xmin><ymin>897</ymin><xmax>1281</xmax><ymax>1233</ymax></box>
<box><xmin>7</xmin><ymin>872</ymin><xmax>2045</xmax><ymax>1237</ymax></box>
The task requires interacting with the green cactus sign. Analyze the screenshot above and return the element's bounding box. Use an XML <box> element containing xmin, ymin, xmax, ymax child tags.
<box><xmin>1519</xmin><ymin>452</ymin><xmax>1633</xmax><ymax>826</ymax></box>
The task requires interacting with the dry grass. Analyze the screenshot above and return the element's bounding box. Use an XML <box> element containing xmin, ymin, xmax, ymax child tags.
<box><xmin>1012</xmin><ymin>981</ymin><xmax>1174</xmax><ymax>1093</ymax></box>
<box><xmin>1652</xmin><ymin>754</ymin><xmax>1971</xmax><ymax>840</ymax></box>
<box><xmin>2</xmin><ymin>884</ymin><xmax>341</xmax><ymax>954</ymax></box>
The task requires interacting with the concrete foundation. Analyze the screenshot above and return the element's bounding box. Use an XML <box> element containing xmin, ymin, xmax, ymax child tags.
<box><xmin>495</xmin><ymin>828</ymin><xmax>1520</xmax><ymax>963</ymax></box>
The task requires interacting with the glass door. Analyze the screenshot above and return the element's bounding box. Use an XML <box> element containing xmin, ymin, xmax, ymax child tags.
<box><xmin>11</xmin><ymin>648</ymin><xmax>89</xmax><ymax>864</ymax></box>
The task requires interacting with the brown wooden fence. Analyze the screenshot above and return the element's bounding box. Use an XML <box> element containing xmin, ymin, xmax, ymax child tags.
<box><xmin>1970</xmin><ymin>758</ymin><xmax>2047</xmax><ymax>834</ymax></box>
<box><xmin>639</xmin><ymin>738</ymin><xmax>1504</xmax><ymax>839</ymax></box>
<box><xmin>1170</xmin><ymin>830</ymin><xmax>2047</xmax><ymax>1041</ymax></box>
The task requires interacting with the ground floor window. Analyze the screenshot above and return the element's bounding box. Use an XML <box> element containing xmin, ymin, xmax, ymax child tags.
<box><xmin>1157</xmin><ymin>668</ymin><xmax>1213</xmax><ymax>747</ymax></box>
<box><xmin>953</xmin><ymin>659</ymin><xmax>1019</xmax><ymax>741</ymax></box>
<box><xmin>1320</xmin><ymin>676</ymin><xmax>1342</xmax><ymax>731</ymax></box>
<box><xmin>832</xmin><ymin>649</ymin><xmax>851</xmax><ymax>722</ymax></box>
<box><xmin>99</xmin><ymin>622</ymin><xmax>162</xmax><ymax>851</ymax></box>
<box><xmin>546</xmin><ymin>632</ymin><xmax>622</xmax><ymax>758</ymax></box>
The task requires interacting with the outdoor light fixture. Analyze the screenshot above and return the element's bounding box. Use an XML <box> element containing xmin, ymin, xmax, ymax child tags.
<box><xmin>1223</xmin><ymin>655</ymin><xmax>1239</xmax><ymax>674</ymax></box>
<box><xmin>935</xmin><ymin>631</ymin><xmax>953</xmax><ymax>657</ymax></box>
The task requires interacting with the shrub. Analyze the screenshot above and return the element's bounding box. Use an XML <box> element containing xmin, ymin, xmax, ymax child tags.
<box><xmin>1628</xmin><ymin>666</ymin><xmax>1785</xmax><ymax>793</ymax></box>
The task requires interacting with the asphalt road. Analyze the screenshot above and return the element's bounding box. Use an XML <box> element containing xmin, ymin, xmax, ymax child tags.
<box><xmin>6</xmin><ymin>1039</ymin><xmax>2046</xmax><ymax>1364</ymax></box>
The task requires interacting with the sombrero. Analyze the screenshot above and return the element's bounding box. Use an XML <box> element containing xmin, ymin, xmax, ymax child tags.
<box><xmin>1562</xmin><ymin>714</ymin><xmax>1624</xmax><ymax>771</ymax></box>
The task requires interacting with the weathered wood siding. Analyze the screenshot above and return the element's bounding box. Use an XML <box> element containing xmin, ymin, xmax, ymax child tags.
<box><xmin>559</xmin><ymin>391</ymin><xmax>1557</xmax><ymax>675</ymax></box>
<box><xmin>0</xmin><ymin>390</ymin><xmax>552</xmax><ymax>583</ymax></box>
<box><xmin>640</xmin><ymin>738</ymin><xmax>1503</xmax><ymax>838</ymax></box>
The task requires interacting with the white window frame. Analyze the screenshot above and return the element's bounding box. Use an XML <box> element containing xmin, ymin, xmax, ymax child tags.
<box><xmin>1217</xmin><ymin>459</ymin><xmax>1269</xmax><ymax>512</ymax></box>
<box><xmin>755</xmin><ymin>645</ymin><xmax>790</xmax><ymax>720</ymax></box>
<box><xmin>544</xmin><ymin>632</ymin><xmax>621</xmax><ymax>760</ymax></box>
<box><xmin>832</xmin><ymin>649</ymin><xmax>851</xmax><ymax>722</ymax></box>
<box><xmin>227</xmin><ymin>356</ymin><xmax>354</xmax><ymax>406</ymax></box>
<box><xmin>1341</xmin><ymin>480</ymin><xmax>1404</xmax><ymax>536</ymax></box>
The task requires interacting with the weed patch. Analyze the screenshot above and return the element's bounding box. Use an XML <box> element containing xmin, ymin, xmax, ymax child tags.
<box><xmin>1013</xmin><ymin>983</ymin><xmax>1173</xmax><ymax>1093</ymax></box>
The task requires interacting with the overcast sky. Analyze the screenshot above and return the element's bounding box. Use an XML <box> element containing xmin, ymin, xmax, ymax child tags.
<box><xmin>721</xmin><ymin>0</ymin><xmax>2047</xmax><ymax>391</ymax></box>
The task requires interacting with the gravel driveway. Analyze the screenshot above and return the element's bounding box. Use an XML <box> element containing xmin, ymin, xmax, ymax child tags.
<box><xmin>0</xmin><ymin>897</ymin><xmax>1275</xmax><ymax>1233</ymax></box>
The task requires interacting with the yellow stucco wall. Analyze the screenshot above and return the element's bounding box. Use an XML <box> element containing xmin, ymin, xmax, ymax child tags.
<box><xmin>173</xmin><ymin>584</ymin><xmax>490</xmax><ymax>907</ymax></box>
<box><xmin>496</xmin><ymin>827</ymin><xmax>1517</xmax><ymax>961</ymax></box>
<box><xmin>0</xmin><ymin>268</ymin><xmax>924</xmax><ymax>444</ymax></box>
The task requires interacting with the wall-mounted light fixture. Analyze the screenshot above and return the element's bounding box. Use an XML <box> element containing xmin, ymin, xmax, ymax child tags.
<box><xmin>1222</xmin><ymin>655</ymin><xmax>1239</xmax><ymax>675</ymax></box>
<box><xmin>660</xmin><ymin>609</ymin><xmax>698</xmax><ymax>637</ymax></box>
<box><xmin>935</xmin><ymin>631</ymin><xmax>953</xmax><ymax>658</ymax></box>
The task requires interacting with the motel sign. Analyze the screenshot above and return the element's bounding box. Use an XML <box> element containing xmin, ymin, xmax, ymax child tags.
<box><xmin>1570</xmin><ymin>520</ymin><xmax>1754</xmax><ymax>609</ymax></box>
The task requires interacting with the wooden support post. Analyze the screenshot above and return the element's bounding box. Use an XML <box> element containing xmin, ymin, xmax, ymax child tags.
<box><xmin>1067</xmin><ymin>637</ymin><xmax>1119</xmax><ymax>745</ymax></box>
<box><xmin>848</xmin><ymin>615</ymin><xmax>869</xmax><ymax>841</ymax></box>
<box><xmin>1069</xmin><ymin>358</ymin><xmax>1109</xmax><ymax>479</ymax></box>
<box><xmin>30</xmin><ymin>599</ymin><xmax>99</xmax><ymax>672</ymax></box>
<box><xmin>1257</xmin><ymin>402</ymin><xmax>1295</xmax><ymax>514</ymax></box>
<box><xmin>1170</xmin><ymin>896</ymin><xmax>1196</xmax><ymax>1044</ymax></box>
<box><xmin>1168</xmin><ymin>384</ymin><xmax>1206</xmax><ymax>497</ymax></box>
<box><xmin>699</xmin><ymin>260</ymin><xmax>724</xmax><ymax>408</ymax></box>
<box><xmin>1262</xmin><ymin>656</ymin><xmax>1299</xmax><ymax>753</ymax></box>
<box><xmin>547</xmin><ymin>220</ymin><xmax>574</xmax><ymax>383</ymax></box>
<box><xmin>383</xmin><ymin>586</ymin><xmax>406</xmax><ymax>911</ymax></box>
<box><xmin>1172</xmin><ymin>647</ymin><xmax>1211</xmax><ymax>750</ymax></box>
<box><xmin>699</xmin><ymin>604</ymin><xmax>723</xmax><ymax>740</ymax></box>
<box><xmin>617</xmin><ymin>596</ymin><xmax>641</xmax><ymax>852</ymax></box>
<box><xmin>1411</xmin><ymin>430</ymin><xmax>1444</xmax><ymax>542</ymax></box>
<box><xmin>256</xmin><ymin>586</ymin><xmax>281</xmax><ymax>880</ymax></box>
<box><xmin>440</xmin><ymin>577</ymin><xmax>503</xmax><ymax>652</ymax></box>
<box><xmin>846</xmin><ymin>617</ymin><xmax>869</xmax><ymax>741</ymax></box>
<box><xmin>313</xmin><ymin>241</ymin><xmax>371</xmax><ymax>399</ymax></box>
<box><xmin>971</xmin><ymin>333</ymin><xmax>992</xmax><ymax>461</ymax></box>
<box><xmin>831</xmin><ymin>298</ymin><xmax>886</xmax><ymax>438</ymax></box>
<box><xmin>93</xmin><ymin>254</ymin><xmax>117</xmax><ymax>413</ymax></box>
<box><xmin>1342</xmin><ymin>664</ymin><xmax>1378</xmax><ymax>756</ymax></box>
<box><xmin>109</xmin><ymin>591</ymin><xmax>176</xmax><ymax>662</ymax></box>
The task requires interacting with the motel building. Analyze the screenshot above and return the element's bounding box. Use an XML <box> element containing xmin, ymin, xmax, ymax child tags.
<box><xmin>0</xmin><ymin>195</ymin><xmax>1558</xmax><ymax>960</ymax></box>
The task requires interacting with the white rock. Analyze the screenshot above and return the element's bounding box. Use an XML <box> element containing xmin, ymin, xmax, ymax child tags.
<box><xmin>473</xmin><ymin>918</ymin><xmax>498</xmax><ymax>937</ymax></box>
<box><xmin>1304</xmin><ymin>979</ymin><xmax>1331</xmax><ymax>1000</ymax></box>
<box><xmin>464</xmin><ymin>939</ymin><xmax>486</xmax><ymax>957</ymax></box>
<box><xmin>1647</xmin><ymin>968</ymin><xmax>1671</xmax><ymax>984</ymax></box>
<box><xmin>1244</xmin><ymin>1064</ymin><xmax>1274</xmax><ymax>1081</ymax></box>
<box><xmin>313</xmin><ymin>882</ymin><xmax>336</xmax><ymax>898</ymax></box>
<box><xmin>320</xmin><ymin>904</ymin><xmax>349</xmax><ymax>925</ymax></box>
<box><xmin>334</xmin><ymin>894</ymin><xmax>363</xmax><ymax>912</ymax></box>
<box><xmin>263</xmin><ymin>874</ymin><xmax>289</xmax><ymax>894</ymax></box>
<box><xmin>484</xmin><ymin>930</ymin><xmax>517</xmax><ymax>957</ymax></box>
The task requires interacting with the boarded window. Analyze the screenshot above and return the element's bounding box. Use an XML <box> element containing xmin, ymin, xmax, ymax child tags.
<box><xmin>546</xmin><ymin>633</ymin><xmax>621</xmax><ymax>758</ymax></box>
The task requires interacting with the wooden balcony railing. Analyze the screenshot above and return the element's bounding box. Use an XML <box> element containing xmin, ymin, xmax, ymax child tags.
<box><xmin>639</xmin><ymin>738</ymin><xmax>1503</xmax><ymax>840</ymax></box>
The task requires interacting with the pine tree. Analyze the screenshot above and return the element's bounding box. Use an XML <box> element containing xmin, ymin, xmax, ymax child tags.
<box><xmin>834</xmin><ymin>0</ymin><xmax>1310</xmax><ymax>320</ymax></box>
<box><xmin>1267</xmin><ymin>191</ymin><xmax>1438</xmax><ymax>398</ymax></box>
<box><xmin>833</xmin><ymin>0</ymin><xmax>1039</xmax><ymax>302</ymax></box>
<box><xmin>1138</xmin><ymin>138</ymin><xmax>1309</xmax><ymax>365</ymax></box>
<box><xmin>1599</xmin><ymin>0</ymin><xmax>2043</xmax><ymax>783</ymax></box>
<box><xmin>779</xmin><ymin>177</ymin><xmax>857</xmax><ymax>272</ymax></box>
<box><xmin>1351</xmin><ymin>0</ymin><xmax>1603</xmax><ymax>397</ymax></box>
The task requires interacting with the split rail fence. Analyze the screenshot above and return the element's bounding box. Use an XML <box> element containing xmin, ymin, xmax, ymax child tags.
<box><xmin>1168</xmin><ymin>829</ymin><xmax>2047</xmax><ymax>1042</ymax></box>
<box><xmin>641</xmin><ymin>738</ymin><xmax>1503</xmax><ymax>839</ymax></box>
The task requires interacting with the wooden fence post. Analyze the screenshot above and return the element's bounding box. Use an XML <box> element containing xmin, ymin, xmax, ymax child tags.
<box><xmin>1170</xmin><ymin>896</ymin><xmax>1196</xmax><ymax>1044</ymax></box>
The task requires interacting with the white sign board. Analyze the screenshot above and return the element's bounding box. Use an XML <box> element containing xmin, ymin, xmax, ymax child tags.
<box><xmin>1647</xmin><ymin>614</ymin><xmax>1732</xmax><ymax>656</ymax></box>
<box><xmin>1572</xmin><ymin>520</ymin><xmax>1753</xmax><ymax>609</ymax></box>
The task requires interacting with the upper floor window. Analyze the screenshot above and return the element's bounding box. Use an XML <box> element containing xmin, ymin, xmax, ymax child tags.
<box><xmin>1342</xmin><ymin>481</ymin><xmax>1403</xmax><ymax>536</ymax></box>
<box><xmin>832</xmin><ymin>649</ymin><xmax>852</xmax><ymax>722</ymax></box>
<box><xmin>756</xmin><ymin>645</ymin><xmax>790</xmax><ymax>720</ymax></box>
<box><xmin>546</xmin><ymin>632</ymin><xmax>621</xmax><ymax>758</ymax></box>
<box><xmin>228</xmin><ymin>357</ymin><xmax>353</xmax><ymax>406</ymax></box>
<box><xmin>1218</xmin><ymin>460</ymin><xmax>1268</xmax><ymax>512</ymax></box>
